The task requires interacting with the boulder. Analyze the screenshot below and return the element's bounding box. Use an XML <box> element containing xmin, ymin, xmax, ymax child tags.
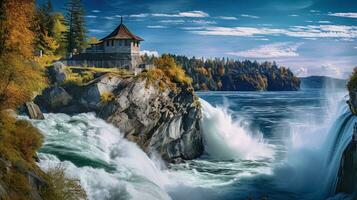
<box><xmin>24</xmin><ymin>102</ymin><xmax>44</xmax><ymax>120</ymax></box>
<box><xmin>36</xmin><ymin>86</ymin><xmax>72</xmax><ymax>112</ymax></box>
<box><xmin>47</xmin><ymin>62</ymin><xmax>68</xmax><ymax>84</ymax></box>
<box><xmin>79</xmin><ymin>74</ymin><xmax>126</xmax><ymax>110</ymax></box>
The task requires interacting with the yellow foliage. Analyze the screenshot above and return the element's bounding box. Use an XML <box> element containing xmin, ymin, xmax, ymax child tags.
<box><xmin>0</xmin><ymin>54</ymin><xmax>47</xmax><ymax>110</ymax></box>
<box><xmin>34</xmin><ymin>54</ymin><xmax>61</xmax><ymax>68</ymax></box>
<box><xmin>101</xmin><ymin>92</ymin><xmax>115</xmax><ymax>103</ymax></box>
<box><xmin>195</xmin><ymin>67</ymin><xmax>209</xmax><ymax>76</ymax></box>
<box><xmin>41</xmin><ymin>166</ymin><xmax>87</xmax><ymax>200</ymax></box>
<box><xmin>153</xmin><ymin>55</ymin><xmax>192</xmax><ymax>85</ymax></box>
<box><xmin>0</xmin><ymin>0</ymin><xmax>35</xmax><ymax>59</ymax></box>
<box><xmin>0</xmin><ymin>112</ymin><xmax>43</xmax><ymax>162</ymax></box>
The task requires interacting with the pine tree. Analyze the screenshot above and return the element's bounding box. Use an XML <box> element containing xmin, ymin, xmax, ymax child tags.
<box><xmin>65</xmin><ymin>0</ymin><xmax>87</xmax><ymax>56</ymax></box>
<box><xmin>33</xmin><ymin>0</ymin><xmax>58</xmax><ymax>56</ymax></box>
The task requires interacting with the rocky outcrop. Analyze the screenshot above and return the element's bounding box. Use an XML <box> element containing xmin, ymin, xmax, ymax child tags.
<box><xmin>336</xmin><ymin>123</ymin><xmax>357</xmax><ymax>198</ymax></box>
<box><xmin>97</xmin><ymin>77</ymin><xmax>203</xmax><ymax>162</ymax></box>
<box><xmin>47</xmin><ymin>62</ymin><xmax>68</xmax><ymax>84</ymax></box>
<box><xmin>35</xmin><ymin>86</ymin><xmax>72</xmax><ymax>112</ymax></box>
<box><xmin>25</xmin><ymin>102</ymin><xmax>44</xmax><ymax>120</ymax></box>
<box><xmin>35</xmin><ymin>74</ymin><xmax>204</xmax><ymax>163</ymax></box>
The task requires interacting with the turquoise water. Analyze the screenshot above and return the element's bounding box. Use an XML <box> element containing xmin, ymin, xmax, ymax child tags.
<box><xmin>28</xmin><ymin>89</ymin><xmax>354</xmax><ymax>200</ymax></box>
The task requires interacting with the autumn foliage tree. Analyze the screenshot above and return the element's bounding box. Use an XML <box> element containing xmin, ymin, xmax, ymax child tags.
<box><xmin>0</xmin><ymin>0</ymin><xmax>46</xmax><ymax>110</ymax></box>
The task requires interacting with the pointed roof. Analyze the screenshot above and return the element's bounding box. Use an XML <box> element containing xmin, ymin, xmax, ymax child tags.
<box><xmin>100</xmin><ymin>17</ymin><xmax>144</xmax><ymax>41</ymax></box>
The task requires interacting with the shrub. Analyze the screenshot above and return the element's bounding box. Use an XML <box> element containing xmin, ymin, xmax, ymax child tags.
<box><xmin>0</xmin><ymin>112</ymin><xmax>43</xmax><ymax>162</ymax></box>
<box><xmin>347</xmin><ymin>67</ymin><xmax>357</xmax><ymax>92</ymax></box>
<box><xmin>154</xmin><ymin>55</ymin><xmax>192</xmax><ymax>86</ymax></box>
<box><xmin>100</xmin><ymin>92</ymin><xmax>115</xmax><ymax>103</ymax></box>
<box><xmin>40</xmin><ymin>165</ymin><xmax>87</xmax><ymax>200</ymax></box>
<box><xmin>139</xmin><ymin>55</ymin><xmax>192</xmax><ymax>92</ymax></box>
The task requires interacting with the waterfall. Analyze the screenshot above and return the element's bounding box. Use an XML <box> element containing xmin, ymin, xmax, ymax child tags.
<box><xmin>28</xmin><ymin>113</ymin><xmax>171</xmax><ymax>200</ymax></box>
<box><xmin>200</xmin><ymin>98</ymin><xmax>274</xmax><ymax>160</ymax></box>
<box><xmin>274</xmin><ymin>95</ymin><xmax>356</xmax><ymax>199</ymax></box>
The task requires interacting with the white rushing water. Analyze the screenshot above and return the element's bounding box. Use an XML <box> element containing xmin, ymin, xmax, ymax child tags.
<box><xmin>274</xmin><ymin>90</ymin><xmax>356</xmax><ymax>199</ymax></box>
<box><xmin>26</xmin><ymin>90</ymin><xmax>356</xmax><ymax>200</ymax></box>
<box><xmin>200</xmin><ymin>99</ymin><xmax>274</xmax><ymax>160</ymax></box>
<box><xmin>30</xmin><ymin>113</ymin><xmax>171</xmax><ymax>200</ymax></box>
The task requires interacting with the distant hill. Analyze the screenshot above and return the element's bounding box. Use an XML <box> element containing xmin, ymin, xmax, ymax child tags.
<box><xmin>300</xmin><ymin>76</ymin><xmax>347</xmax><ymax>89</ymax></box>
<box><xmin>142</xmin><ymin>54</ymin><xmax>301</xmax><ymax>91</ymax></box>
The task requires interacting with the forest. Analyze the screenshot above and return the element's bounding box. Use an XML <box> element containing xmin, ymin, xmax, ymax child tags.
<box><xmin>142</xmin><ymin>54</ymin><xmax>301</xmax><ymax>91</ymax></box>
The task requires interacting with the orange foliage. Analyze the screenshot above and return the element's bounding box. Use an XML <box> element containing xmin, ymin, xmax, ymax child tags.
<box><xmin>1</xmin><ymin>0</ymin><xmax>35</xmax><ymax>58</ymax></box>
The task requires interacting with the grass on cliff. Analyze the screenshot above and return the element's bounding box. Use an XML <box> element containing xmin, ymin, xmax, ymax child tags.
<box><xmin>62</xmin><ymin>66</ymin><xmax>133</xmax><ymax>87</ymax></box>
<box><xmin>139</xmin><ymin>55</ymin><xmax>192</xmax><ymax>92</ymax></box>
<box><xmin>347</xmin><ymin>67</ymin><xmax>357</xmax><ymax>92</ymax></box>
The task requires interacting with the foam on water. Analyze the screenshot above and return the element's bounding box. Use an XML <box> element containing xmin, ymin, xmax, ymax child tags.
<box><xmin>200</xmin><ymin>98</ymin><xmax>274</xmax><ymax>160</ymax></box>
<box><xmin>29</xmin><ymin>113</ymin><xmax>171</xmax><ymax>200</ymax></box>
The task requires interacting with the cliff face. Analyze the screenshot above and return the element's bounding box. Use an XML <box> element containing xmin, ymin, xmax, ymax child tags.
<box><xmin>36</xmin><ymin>71</ymin><xmax>204</xmax><ymax>163</ymax></box>
<box><xmin>97</xmin><ymin>76</ymin><xmax>204</xmax><ymax>162</ymax></box>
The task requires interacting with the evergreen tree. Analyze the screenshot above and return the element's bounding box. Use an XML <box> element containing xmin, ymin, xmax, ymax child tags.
<box><xmin>33</xmin><ymin>0</ymin><xmax>58</xmax><ymax>56</ymax></box>
<box><xmin>65</xmin><ymin>0</ymin><xmax>87</xmax><ymax>56</ymax></box>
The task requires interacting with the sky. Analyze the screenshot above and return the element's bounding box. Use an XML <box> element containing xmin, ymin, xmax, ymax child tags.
<box><xmin>39</xmin><ymin>0</ymin><xmax>357</xmax><ymax>78</ymax></box>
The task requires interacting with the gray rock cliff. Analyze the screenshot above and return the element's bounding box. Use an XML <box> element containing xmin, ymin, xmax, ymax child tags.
<box><xmin>36</xmin><ymin>73</ymin><xmax>204</xmax><ymax>163</ymax></box>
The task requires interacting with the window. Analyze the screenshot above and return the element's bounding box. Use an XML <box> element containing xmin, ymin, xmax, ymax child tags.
<box><xmin>106</xmin><ymin>40</ymin><xmax>109</xmax><ymax>46</ymax></box>
<box><xmin>112</xmin><ymin>40</ymin><xmax>114</xmax><ymax>46</ymax></box>
<box><xmin>125</xmin><ymin>40</ymin><xmax>130</xmax><ymax>46</ymax></box>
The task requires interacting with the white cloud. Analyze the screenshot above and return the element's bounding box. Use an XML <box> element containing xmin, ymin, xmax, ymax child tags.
<box><xmin>140</xmin><ymin>50</ymin><xmax>159</xmax><ymax>57</ymax></box>
<box><xmin>240</xmin><ymin>14</ymin><xmax>260</xmax><ymax>19</ymax></box>
<box><xmin>354</xmin><ymin>46</ymin><xmax>357</xmax><ymax>49</ymax></box>
<box><xmin>227</xmin><ymin>42</ymin><xmax>302</xmax><ymax>58</ymax></box>
<box><xmin>89</xmin><ymin>29</ymin><xmax>105</xmax><ymax>33</ymax></box>
<box><xmin>189</xmin><ymin>20</ymin><xmax>216</xmax><ymax>25</ymax></box>
<box><xmin>303</xmin><ymin>37</ymin><xmax>317</xmax><ymax>40</ymax></box>
<box><xmin>318</xmin><ymin>21</ymin><xmax>331</xmax><ymax>24</ymax></box>
<box><xmin>147</xmin><ymin>25</ymin><xmax>166</xmax><ymax>29</ymax></box>
<box><xmin>254</xmin><ymin>38</ymin><xmax>270</xmax><ymax>41</ymax></box>
<box><xmin>179</xmin><ymin>11</ymin><xmax>209</xmax><ymax>17</ymax></box>
<box><xmin>289</xmin><ymin>14</ymin><xmax>299</xmax><ymax>17</ymax></box>
<box><xmin>310</xmin><ymin>10</ymin><xmax>320</xmax><ymax>13</ymax></box>
<box><xmin>191</xmin><ymin>27</ymin><xmax>282</xmax><ymax>36</ymax></box>
<box><xmin>160</xmin><ymin>19</ymin><xmax>185</xmax><ymax>24</ymax></box>
<box><xmin>86</xmin><ymin>15</ymin><xmax>97</xmax><ymax>18</ymax></box>
<box><xmin>92</xmin><ymin>10</ymin><xmax>101</xmax><ymax>13</ymax></box>
<box><xmin>104</xmin><ymin>16</ymin><xmax>115</xmax><ymax>20</ymax></box>
<box><xmin>180</xmin><ymin>27</ymin><xmax>205</xmax><ymax>30</ymax></box>
<box><xmin>130</xmin><ymin>13</ymin><xmax>149</xmax><ymax>18</ymax></box>
<box><xmin>295</xmin><ymin>67</ymin><xmax>308</xmax><ymax>77</ymax></box>
<box><xmin>328</xmin><ymin>12</ymin><xmax>357</xmax><ymax>19</ymax></box>
<box><xmin>218</xmin><ymin>16</ymin><xmax>238</xmax><ymax>20</ymax></box>
<box><xmin>152</xmin><ymin>11</ymin><xmax>209</xmax><ymax>18</ymax></box>
<box><xmin>190</xmin><ymin>25</ymin><xmax>357</xmax><ymax>39</ymax></box>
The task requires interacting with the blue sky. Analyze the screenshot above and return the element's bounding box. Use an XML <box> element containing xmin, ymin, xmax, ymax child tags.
<box><xmin>41</xmin><ymin>0</ymin><xmax>357</xmax><ymax>78</ymax></box>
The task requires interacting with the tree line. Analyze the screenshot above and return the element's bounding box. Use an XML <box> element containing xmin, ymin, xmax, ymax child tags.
<box><xmin>142</xmin><ymin>54</ymin><xmax>301</xmax><ymax>91</ymax></box>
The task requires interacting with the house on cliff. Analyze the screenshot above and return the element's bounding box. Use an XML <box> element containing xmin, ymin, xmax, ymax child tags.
<box><xmin>67</xmin><ymin>17</ymin><xmax>145</xmax><ymax>73</ymax></box>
